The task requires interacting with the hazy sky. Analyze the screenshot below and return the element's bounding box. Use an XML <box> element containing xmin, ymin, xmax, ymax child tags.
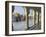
<box><xmin>14</xmin><ymin>6</ymin><xmax>33</xmax><ymax>16</ymax></box>
<box><xmin>14</xmin><ymin>6</ymin><xmax>25</xmax><ymax>15</ymax></box>
<box><xmin>29</xmin><ymin>9</ymin><xmax>33</xmax><ymax>16</ymax></box>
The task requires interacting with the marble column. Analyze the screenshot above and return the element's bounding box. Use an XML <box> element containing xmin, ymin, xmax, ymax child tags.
<box><xmin>24</xmin><ymin>7</ymin><xmax>27</xmax><ymax>30</ymax></box>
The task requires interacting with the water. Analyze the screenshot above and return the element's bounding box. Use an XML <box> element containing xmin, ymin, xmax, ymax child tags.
<box><xmin>12</xmin><ymin>19</ymin><xmax>34</xmax><ymax>31</ymax></box>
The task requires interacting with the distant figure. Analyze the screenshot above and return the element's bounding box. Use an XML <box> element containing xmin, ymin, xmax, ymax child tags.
<box><xmin>15</xmin><ymin>12</ymin><xmax>19</xmax><ymax>22</ymax></box>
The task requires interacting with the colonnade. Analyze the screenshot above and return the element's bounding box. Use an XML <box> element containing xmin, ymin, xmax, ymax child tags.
<box><xmin>24</xmin><ymin>7</ymin><xmax>41</xmax><ymax>30</ymax></box>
